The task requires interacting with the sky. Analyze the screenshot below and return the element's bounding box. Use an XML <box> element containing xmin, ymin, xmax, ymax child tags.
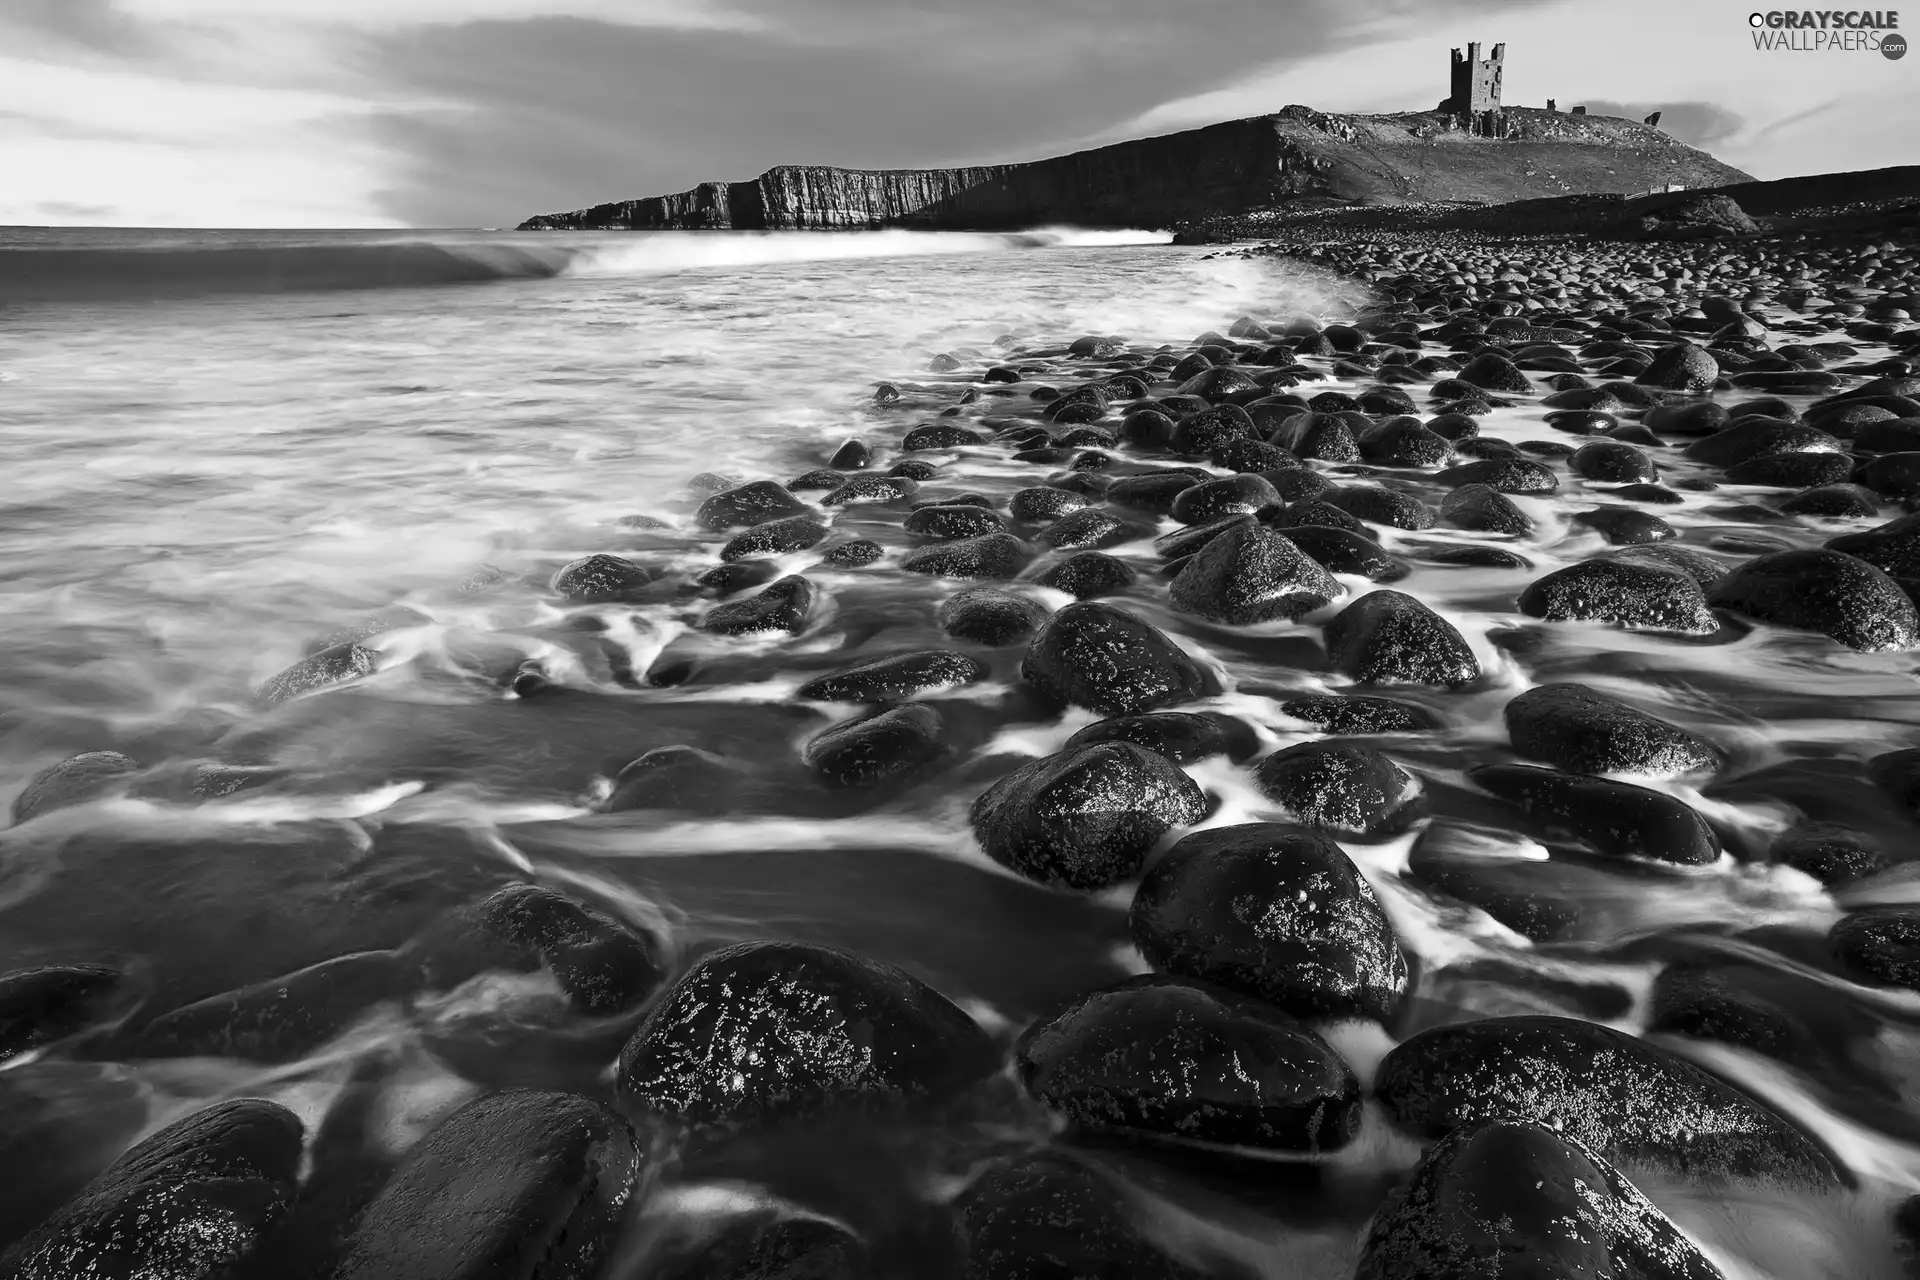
<box><xmin>1</xmin><ymin>0</ymin><xmax>1916</xmax><ymax>228</ymax></box>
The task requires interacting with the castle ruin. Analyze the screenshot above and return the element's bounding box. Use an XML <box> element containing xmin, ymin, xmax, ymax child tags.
<box><xmin>1443</xmin><ymin>42</ymin><xmax>1508</xmax><ymax>138</ymax></box>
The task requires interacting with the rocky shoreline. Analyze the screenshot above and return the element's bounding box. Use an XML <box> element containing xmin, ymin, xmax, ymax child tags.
<box><xmin>5</xmin><ymin>214</ymin><xmax>1920</xmax><ymax>1277</ymax></box>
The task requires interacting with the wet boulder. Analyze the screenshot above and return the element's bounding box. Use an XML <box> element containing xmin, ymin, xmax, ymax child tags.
<box><xmin>1780</xmin><ymin>484</ymin><xmax>1879</xmax><ymax>518</ymax></box>
<box><xmin>701</xmin><ymin>574</ymin><xmax>814</xmax><ymax>635</ymax></box>
<box><xmin>473</xmin><ymin>883</ymin><xmax>667</xmax><ymax>1015</ymax></box>
<box><xmin>1323</xmin><ymin>591</ymin><xmax>1480</xmax><ymax>687</ymax></box>
<box><xmin>1168</xmin><ymin>521</ymin><xmax>1340</xmax><ymax>625</ymax></box>
<box><xmin>1504</xmin><ymin>682</ymin><xmax>1722</xmax><ymax>778</ymax></box>
<box><xmin>553</xmin><ymin>552</ymin><xmax>661</xmax><ymax>602</ymax></box>
<box><xmin>129</xmin><ymin>951</ymin><xmax>410</xmax><ymax>1061</ymax></box>
<box><xmin>1518</xmin><ymin>558</ymin><xmax>1716</xmax><ymax>634</ymax></box>
<box><xmin>796</xmin><ymin>650</ymin><xmax>988</xmax><ymax>702</ymax></box>
<box><xmin>1829</xmin><ymin>907</ymin><xmax>1920</xmax><ymax>989</ymax></box>
<box><xmin>1458</xmin><ymin>351</ymin><xmax>1532</xmax><ymax>393</ymax></box>
<box><xmin>605</xmin><ymin>745</ymin><xmax>743</xmax><ymax>815</ymax></box>
<box><xmin>1571</xmin><ymin>506</ymin><xmax>1676</xmax><ymax>545</ymax></box>
<box><xmin>719</xmin><ymin>516</ymin><xmax>829</xmax><ymax>562</ymax></box>
<box><xmin>1571</xmin><ymin>441</ymin><xmax>1658</xmax><ymax>484</ymax></box>
<box><xmin>1772</xmin><ymin>821</ymin><xmax>1890</xmax><ymax>888</ymax></box>
<box><xmin>953</xmin><ymin>1151</ymin><xmax>1196</xmax><ymax>1280</ymax></box>
<box><xmin>1469</xmin><ymin>763</ymin><xmax>1721</xmax><ymax>865</ymax></box>
<box><xmin>330</xmin><ymin>1091</ymin><xmax>638</xmax><ymax>1280</ymax></box>
<box><xmin>1277</xmin><ymin>694</ymin><xmax>1441</xmax><ymax>734</ymax></box>
<box><xmin>1014</xmin><ymin>975</ymin><xmax>1361</xmax><ymax>1153</ymax></box>
<box><xmin>1035</xmin><ymin>550</ymin><xmax>1136</xmax><ymax>599</ymax></box>
<box><xmin>1284</xmin><ymin>525</ymin><xmax>1401</xmax><ymax>579</ymax></box>
<box><xmin>901</xmin><ymin>533</ymin><xmax>1029</xmax><ymax>580</ymax></box>
<box><xmin>1373</xmin><ymin>1014</ymin><xmax>1839</xmax><ymax>1188</ymax></box>
<box><xmin>1104</xmin><ymin>472</ymin><xmax>1200</xmax><ymax>516</ymax></box>
<box><xmin>1033</xmin><ymin>507</ymin><xmax>1152</xmax><ymax>551</ymax></box>
<box><xmin>828</xmin><ymin>439</ymin><xmax>870</xmax><ymax>470</ymax></box>
<box><xmin>822</xmin><ymin>476</ymin><xmax>918</xmax><ymax>506</ymax></box>
<box><xmin>1328</xmin><ymin>485</ymin><xmax>1437</xmax><ymax>532</ymax></box>
<box><xmin>1358</xmin><ymin>417</ymin><xmax>1453</xmax><ymax>467</ymax></box>
<box><xmin>617</xmin><ymin>941</ymin><xmax>994</xmax><ymax>1128</ymax></box>
<box><xmin>1682</xmin><ymin>419</ymin><xmax>1841</xmax><ymax>468</ymax></box>
<box><xmin>1435</xmin><ymin>457</ymin><xmax>1559</xmax><ymax>495</ymax></box>
<box><xmin>970</xmin><ymin>742</ymin><xmax>1205</xmax><ymax>890</ymax></box>
<box><xmin>1269</xmin><ymin>411</ymin><xmax>1361</xmax><ymax>462</ymax></box>
<box><xmin>0</xmin><ymin>965</ymin><xmax>127</xmax><ymax>1062</ymax></box>
<box><xmin>902</xmin><ymin>423</ymin><xmax>986</xmax><ymax>450</ymax></box>
<box><xmin>10</xmin><ymin>751</ymin><xmax>141</xmax><ymax>824</ymax></box>
<box><xmin>1021</xmin><ymin>602</ymin><xmax>1214</xmax><ymax>715</ymax></box>
<box><xmin>937</xmin><ymin>587</ymin><xmax>1050</xmax><ymax>646</ymax></box>
<box><xmin>1354</xmin><ymin>1119</ymin><xmax>1726</xmax><ymax>1280</ymax></box>
<box><xmin>1252</xmin><ymin>742</ymin><xmax>1426</xmax><ymax>839</ymax></box>
<box><xmin>1829</xmin><ymin>511</ymin><xmax>1920</xmax><ymax>578</ymax></box>
<box><xmin>697</xmin><ymin>480</ymin><xmax>811</xmax><ymax>531</ymax></box>
<box><xmin>903</xmin><ymin>504</ymin><xmax>1005</xmax><ymax>542</ymax></box>
<box><xmin>651</xmin><ymin>1213</ymin><xmax>870</xmax><ymax>1280</ymax></box>
<box><xmin>1635</xmin><ymin>342</ymin><xmax>1721</xmax><ymax>392</ymax></box>
<box><xmin>1168</xmin><ymin>474</ymin><xmax>1279</xmax><ymax>525</ymax></box>
<box><xmin>1168</xmin><ymin>405</ymin><xmax>1257</xmax><ymax>456</ymax></box>
<box><xmin>0</xmin><ymin>1098</ymin><xmax>302</xmax><ymax>1279</ymax></box>
<box><xmin>1706</xmin><ymin>548</ymin><xmax>1918</xmax><ymax>652</ymax></box>
<box><xmin>257</xmin><ymin>643</ymin><xmax>378</xmax><ymax>706</ymax></box>
<box><xmin>1008</xmin><ymin>486</ymin><xmax>1088</xmax><ymax>523</ymax></box>
<box><xmin>803</xmin><ymin>704</ymin><xmax>946</xmax><ymax>789</ymax></box>
<box><xmin>1061</xmin><ymin>711</ymin><xmax>1258</xmax><ymax>764</ymax></box>
<box><xmin>1130</xmin><ymin>823</ymin><xmax>1406</xmax><ymax>1021</ymax></box>
<box><xmin>1726</xmin><ymin>451</ymin><xmax>1856</xmax><ymax>488</ymax></box>
<box><xmin>1440</xmin><ymin>483</ymin><xmax>1532</xmax><ymax>535</ymax></box>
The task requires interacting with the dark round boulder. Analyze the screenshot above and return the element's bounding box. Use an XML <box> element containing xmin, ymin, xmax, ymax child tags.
<box><xmin>901</xmin><ymin>533</ymin><xmax>1030</xmax><ymax>580</ymax></box>
<box><xmin>1354</xmin><ymin>1119</ymin><xmax>1726</xmax><ymax>1280</ymax></box>
<box><xmin>1469</xmin><ymin>763</ymin><xmax>1721</xmax><ymax>864</ymax></box>
<box><xmin>1021</xmin><ymin>602</ymin><xmax>1214</xmax><ymax>715</ymax></box>
<box><xmin>1682</xmin><ymin>419</ymin><xmax>1841</xmax><ymax>468</ymax></box>
<box><xmin>1014</xmin><ymin>975</ymin><xmax>1361</xmax><ymax>1153</ymax></box>
<box><xmin>701</xmin><ymin>575</ymin><xmax>815</xmax><ymax>635</ymax></box>
<box><xmin>696</xmin><ymin>480</ymin><xmax>811</xmax><ymax>531</ymax></box>
<box><xmin>1373</xmin><ymin>1014</ymin><xmax>1839</xmax><ymax>1188</ymax></box>
<box><xmin>1277</xmin><ymin>694</ymin><xmax>1441</xmax><ymax>734</ymax></box>
<box><xmin>1033</xmin><ymin>507</ymin><xmax>1151</xmax><ymax>552</ymax></box>
<box><xmin>1830</xmin><ymin>907</ymin><xmax>1920</xmax><ymax>989</ymax></box>
<box><xmin>802</xmin><ymin>704</ymin><xmax>946</xmax><ymax>789</ymax></box>
<box><xmin>1440</xmin><ymin>483</ymin><xmax>1532</xmax><ymax>534</ymax></box>
<box><xmin>1571</xmin><ymin>441</ymin><xmax>1658</xmax><ymax>483</ymax></box>
<box><xmin>471</xmin><ymin>883</ymin><xmax>666</xmax><ymax>1015</ymax></box>
<box><xmin>1119</xmin><ymin>408</ymin><xmax>1178</xmax><ymax>449</ymax></box>
<box><xmin>0</xmin><ymin>1098</ymin><xmax>302</xmax><ymax>1278</ymax></box>
<box><xmin>617</xmin><ymin>941</ymin><xmax>994</xmax><ymax>1128</ymax></box>
<box><xmin>1168</xmin><ymin>474</ymin><xmax>1280</xmax><ymax>525</ymax></box>
<box><xmin>1035</xmin><ymin>550</ymin><xmax>1136</xmax><ymax>599</ymax></box>
<box><xmin>1504</xmin><ymin>683</ymin><xmax>1721</xmax><ymax>778</ymax></box>
<box><xmin>1706</xmin><ymin>548</ymin><xmax>1918</xmax><ymax>651</ymax></box>
<box><xmin>970</xmin><ymin>743</ymin><xmax>1205</xmax><ymax>889</ymax></box>
<box><xmin>1103</xmin><ymin>472</ymin><xmax>1200</xmax><ymax>515</ymax></box>
<box><xmin>331</xmin><ymin>1091</ymin><xmax>638</xmax><ymax>1280</ymax></box>
<box><xmin>1635</xmin><ymin>342</ymin><xmax>1720</xmax><ymax>392</ymax></box>
<box><xmin>10</xmin><ymin>751</ymin><xmax>141</xmax><ymax>825</ymax></box>
<box><xmin>904</xmin><ymin>504</ymin><xmax>1005</xmax><ymax>541</ymax></box>
<box><xmin>1435</xmin><ymin>457</ymin><xmax>1559</xmax><ymax>495</ymax></box>
<box><xmin>902</xmin><ymin>423</ymin><xmax>987</xmax><ymax>450</ymax></box>
<box><xmin>1726</xmin><ymin>451</ymin><xmax>1856</xmax><ymax>488</ymax></box>
<box><xmin>1168</xmin><ymin>405</ymin><xmax>1257</xmax><ymax>456</ymax></box>
<box><xmin>1130</xmin><ymin>824</ymin><xmax>1406</xmax><ymax>1021</ymax></box>
<box><xmin>821</xmin><ymin>538</ymin><xmax>884</xmax><ymax>567</ymax></box>
<box><xmin>1780</xmin><ymin>484</ymin><xmax>1879</xmax><ymax>517</ymax></box>
<box><xmin>937</xmin><ymin>587</ymin><xmax>1050</xmax><ymax>646</ymax></box>
<box><xmin>822</xmin><ymin>476</ymin><xmax>918</xmax><ymax>506</ymax></box>
<box><xmin>797</xmin><ymin>650</ymin><xmax>988</xmax><ymax>703</ymax></box>
<box><xmin>1168</xmin><ymin>521</ymin><xmax>1341</xmax><ymax>625</ymax></box>
<box><xmin>1252</xmin><ymin>742</ymin><xmax>1426</xmax><ymax>839</ymax></box>
<box><xmin>0</xmin><ymin>964</ymin><xmax>126</xmax><ymax>1062</ymax></box>
<box><xmin>1210</xmin><ymin>439</ymin><xmax>1295</xmax><ymax>473</ymax></box>
<box><xmin>1829</xmin><ymin>510</ymin><xmax>1920</xmax><ymax>577</ymax></box>
<box><xmin>652</xmin><ymin>1214</ymin><xmax>871</xmax><ymax>1280</ymax></box>
<box><xmin>1358</xmin><ymin>417</ymin><xmax>1453</xmax><ymax>467</ymax></box>
<box><xmin>1458</xmin><ymin>351</ymin><xmax>1532</xmax><ymax>393</ymax></box>
<box><xmin>1323</xmin><ymin>590</ymin><xmax>1480</xmax><ymax>687</ymax></box>
<box><xmin>953</xmin><ymin>1152</ymin><xmax>1195</xmax><ymax>1280</ymax></box>
<box><xmin>1284</xmin><ymin>525</ymin><xmax>1401</xmax><ymax>579</ymax></box>
<box><xmin>552</xmin><ymin>553</ymin><xmax>658</xmax><ymax>602</ymax></box>
<box><xmin>1009</xmin><ymin>486</ymin><xmax>1088</xmax><ymax>523</ymax></box>
<box><xmin>1061</xmin><ymin>711</ymin><xmax>1258</xmax><ymax>764</ymax></box>
<box><xmin>1518</xmin><ymin>558</ymin><xmax>1716</xmax><ymax>634</ymax></box>
<box><xmin>1570</xmin><ymin>506</ymin><xmax>1675</xmax><ymax>545</ymax></box>
<box><xmin>719</xmin><ymin>515</ymin><xmax>829</xmax><ymax>562</ymax></box>
<box><xmin>1328</xmin><ymin>485</ymin><xmax>1437</xmax><ymax>531</ymax></box>
<box><xmin>828</xmin><ymin>438</ymin><xmax>871</xmax><ymax>470</ymax></box>
<box><xmin>1269</xmin><ymin>411</ymin><xmax>1361</xmax><ymax>462</ymax></box>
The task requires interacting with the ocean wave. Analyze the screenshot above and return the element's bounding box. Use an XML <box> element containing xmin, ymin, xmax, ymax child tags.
<box><xmin>0</xmin><ymin>227</ymin><xmax>1174</xmax><ymax>303</ymax></box>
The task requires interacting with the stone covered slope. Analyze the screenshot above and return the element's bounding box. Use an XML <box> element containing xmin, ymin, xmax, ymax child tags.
<box><xmin>517</xmin><ymin>106</ymin><xmax>1753</xmax><ymax>232</ymax></box>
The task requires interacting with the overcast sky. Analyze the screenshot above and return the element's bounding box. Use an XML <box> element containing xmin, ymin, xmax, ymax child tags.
<box><xmin>2</xmin><ymin>0</ymin><xmax>1915</xmax><ymax>228</ymax></box>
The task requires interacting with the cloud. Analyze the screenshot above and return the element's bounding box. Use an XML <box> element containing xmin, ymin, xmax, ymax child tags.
<box><xmin>1573</xmin><ymin>99</ymin><xmax>1745</xmax><ymax>148</ymax></box>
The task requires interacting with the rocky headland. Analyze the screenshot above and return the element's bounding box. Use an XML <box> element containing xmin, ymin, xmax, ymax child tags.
<box><xmin>517</xmin><ymin>106</ymin><xmax>1752</xmax><ymax>233</ymax></box>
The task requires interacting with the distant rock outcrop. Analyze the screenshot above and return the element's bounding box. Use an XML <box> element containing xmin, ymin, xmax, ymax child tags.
<box><xmin>517</xmin><ymin>107</ymin><xmax>1752</xmax><ymax>232</ymax></box>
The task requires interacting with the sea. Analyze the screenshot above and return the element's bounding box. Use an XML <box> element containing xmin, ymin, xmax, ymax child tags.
<box><xmin>1</xmin><ymin>224</ymin><xmax>1917</xmax><ymax>1278</ymax></box>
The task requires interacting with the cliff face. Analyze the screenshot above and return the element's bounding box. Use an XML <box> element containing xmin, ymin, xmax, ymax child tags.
<box><xmin>518</xmin><ymin>107</ymin><xmax>1754</xmax><ymax>232</ymax></box>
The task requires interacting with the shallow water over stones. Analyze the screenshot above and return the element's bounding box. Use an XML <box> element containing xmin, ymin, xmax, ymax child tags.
<box><xmin>5</xmin><ymin>231</ymin><xmax>1920</xmax><ymax>1277</ymax></box>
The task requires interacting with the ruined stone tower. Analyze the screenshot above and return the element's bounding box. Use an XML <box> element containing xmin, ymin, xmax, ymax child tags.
<box><xmin>1448</xmin><ymin>41</ymin><xmax>1505</xmax><ymax>115</ymax></box>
